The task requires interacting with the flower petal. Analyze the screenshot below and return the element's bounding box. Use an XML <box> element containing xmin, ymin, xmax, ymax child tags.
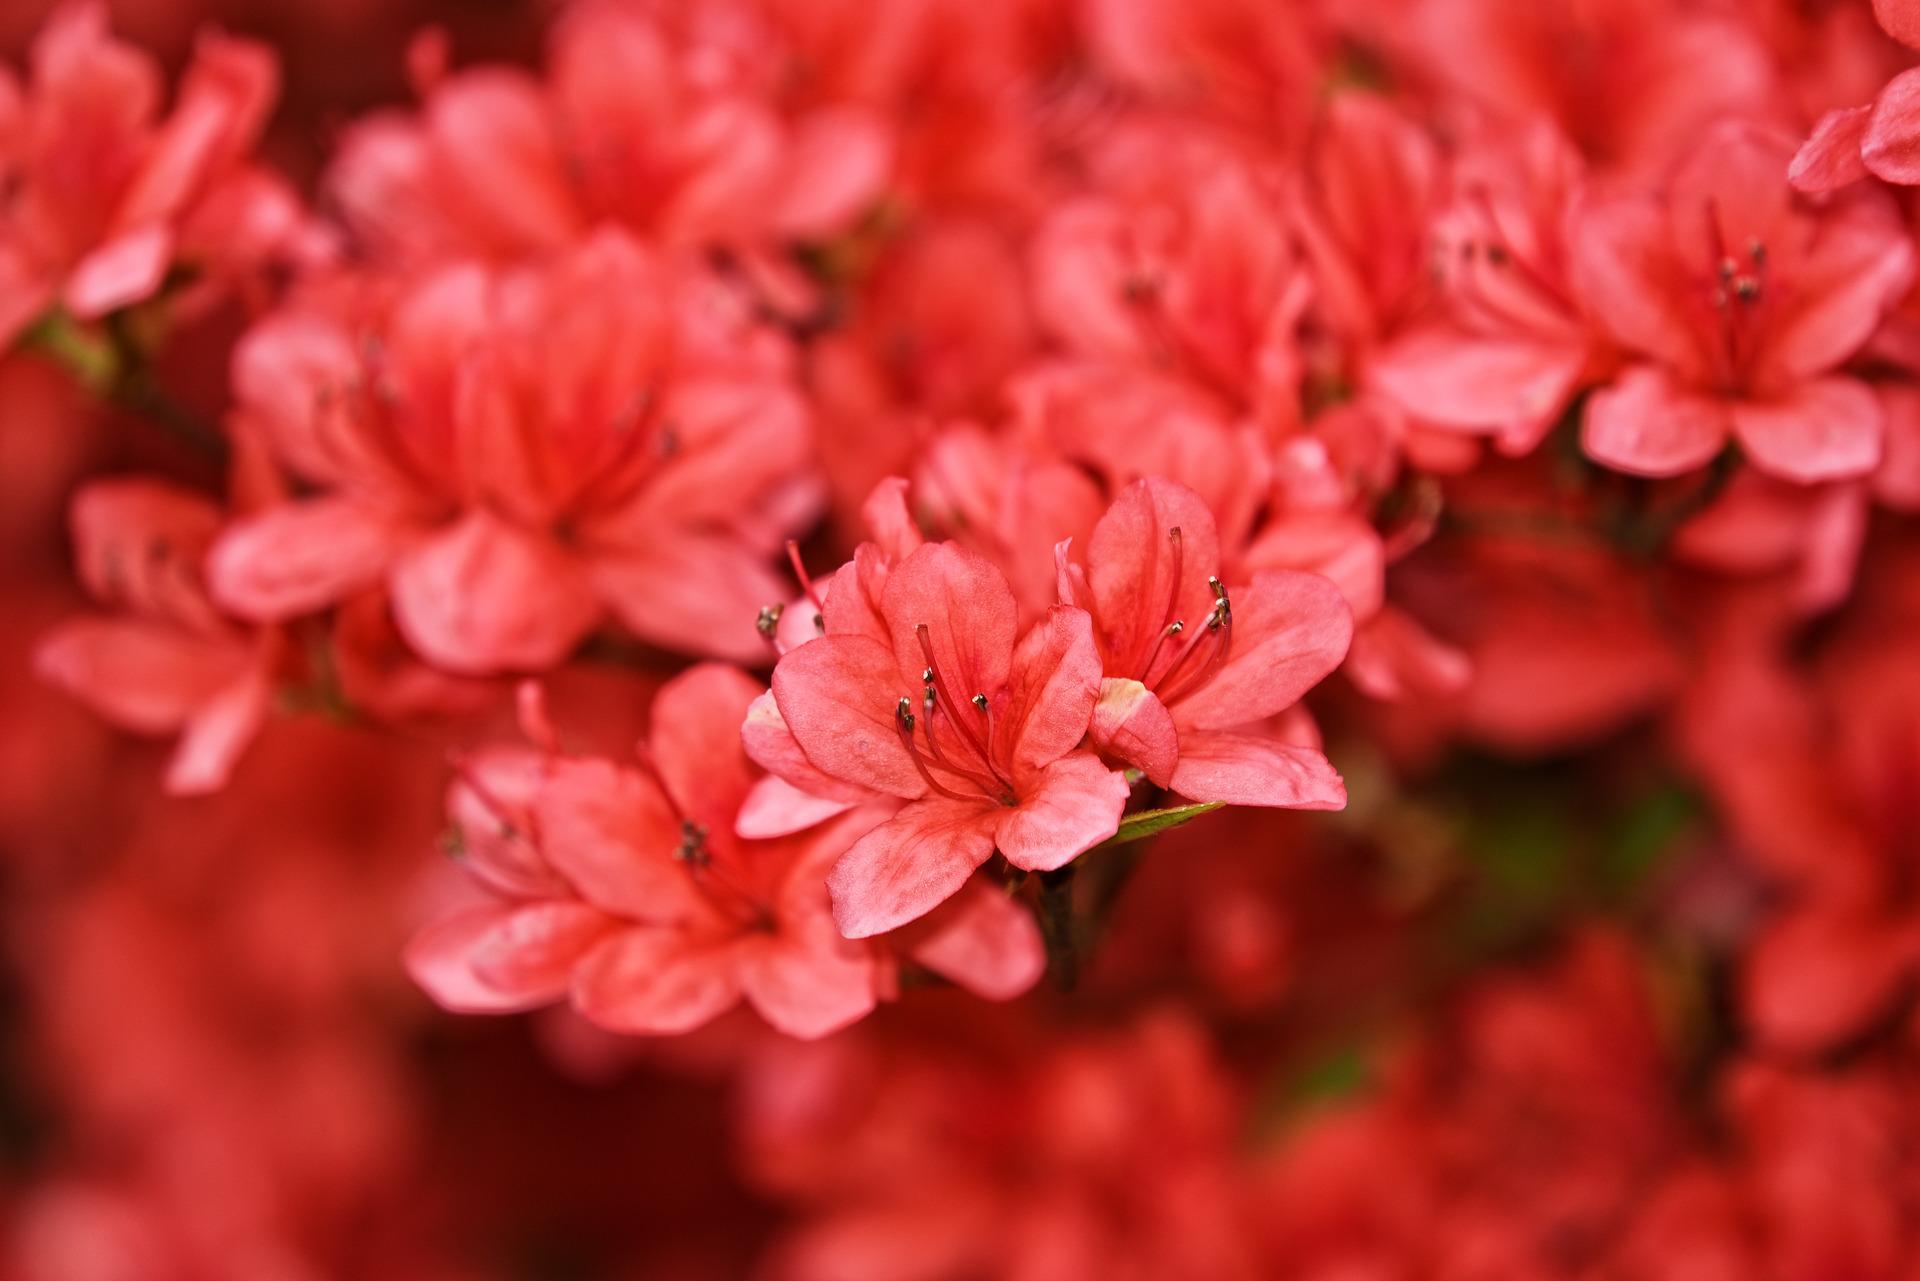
<box><xmin>406</xmin><ymin>902</ymin><xmax>603</xmax><ymax>1014</ymax></box>
<box><xmin>736</xmin><ymin>775</ymin><xmax>858</xmax><ymax>840</ymax></box>
<box><xmin>827</xmin><ymin>796</ymin><xmax>997</xmax><ymax>938</ymax></box>
<box><xmin>996</xmin><ymin>605</ymin><xmax>1103</xmax><ymax>778</ymax></box>
<box><xmin>736</xmin><ymin>928</ymin><xmax>877</xmax><ymax>1039</ymax></box>
<box><xmin>592</xmin><ymin>531</ymin><xmax>788</xmax><ymax>664</ymax></box>
<box><xmin>1865</xmin><ymin>67</ymin><xmax>1920</xmax><ymax>185</ymax></box>
<box><xmin>879</xmin><ymin>542</ymin><xmax>1017</xmax><ymax>705</ymax></box>
<box><xmin>571</xmin><ymin>927</ymin><xmax>743</xmax><ymax>1034</ymax></box>
<box><xmin>208</xmin><ymin>498</ymin><xmax>406</xmax><ymax>620</ymax></box>
<box><xmin>772</xmin><ymin>634</ymin><xmax>926</xmax><ymax>800</ymax></box>
<box><xmin>1582</xmin><ymin>365</ymin><xmax>1729</xmax><ymax>477</ymax></box>
<box><xmin>1169</xmin><ymin>570</ymin><xmax>1353</xmax><ymax>732</ymax></box>
<box><xmin>392</xmin><ymin>510</ymin><xmax>600</xmax><ymax>674</ymax></box>
<box><xmin>993</xmin><ymin>752</ymin><xmax>1127</xmax><ymax>873</ymax></box>
<box><xmin>1085</xmin><ymin>477</ymin><xmax>1222</xmax><ymax>678</ymax></box>
<box><xmin>534</xmin><ymin>757</ymin><xmax>706</xmax><ymax>923</ymax></box>
<box><xmin>1168</xmin><ymin>730</ymin><xmax>1347</xmax><ymax>810</ymax></box>
<box><xmin>906</xmin><ymin>878</ymin><xmax>1046</xmax><ymax>1001</ymax></box>
<box><xmin>1730</xmin><ymin>378</ymin><xmax>1882</xmax><ymax>484</ymax></box>
<box><xmin>1087</xmin><ymin>677</ymin><xmax>1177</xmax><ymax>786</ymax></box>
<box><xmin>1789</xmin><ymin>104</ymin><xmax>1872</xmax><ymax>193</ymax></box>
<box><xmin>1370</xmin><ymin>327</ymin><xmax>1587</xmax><ymax>442</ymax></box>
<box><xmin>646</xmin><ymin>663</ymin><xmax>763</xmax><ymax>834</ymax></box>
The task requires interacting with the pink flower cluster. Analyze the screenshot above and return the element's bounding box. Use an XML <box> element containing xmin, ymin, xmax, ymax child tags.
<box><xmin>7</xmin><ymin>0</ymin><xmax>1920</xmax><ymax>1276</ymax></box>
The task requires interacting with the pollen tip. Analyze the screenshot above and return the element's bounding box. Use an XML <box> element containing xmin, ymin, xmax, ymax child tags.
<box><xmin>755</xmin><ymin>603</ymin><xmax>784</xmax><ymax>637</ymax></box>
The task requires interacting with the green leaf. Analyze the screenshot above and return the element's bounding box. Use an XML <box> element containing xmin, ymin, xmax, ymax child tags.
<box><xmin>1095</xmin><ymin>801</ymin><xmax>1224</xmax><ymax>850</ymax></box>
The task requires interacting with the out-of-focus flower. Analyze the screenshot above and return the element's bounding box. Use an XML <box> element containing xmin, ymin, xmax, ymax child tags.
<box><xmin>0</xmin><ymin>4</ymin><xmax>304</xmax><ymax>350</ymax></box>
<box><xmin>36</xmin><ymin>478</ymin><xmax>278</xmax><ymax>794</ymax></box>
<box><xmin>1575</xmin><ymin>122</ymin><xmax>1914</xmax><ymax>483</ymax></box>
<box><xmin>207</xmin><ymin>230</ymin><xmax>815</xmax><ymax>672</ymax></box>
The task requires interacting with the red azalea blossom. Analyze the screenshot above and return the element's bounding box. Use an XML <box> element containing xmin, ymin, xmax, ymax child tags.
<box><xmin>207</xmin><ymin>229</ymin><xmax>814</xmax><ymax>671</ymax></box>
<box><xmin>770</xmin><ymin>539</ymin><xmax>1128</xmax><ymax>936</ymax></box>
<box><xmin>1057</xmin><ymin>476</ymin><xmax>1353</xmax><ymax>808</ymax></box>
<box><xmin>1576</xmin><ymin>121</ymin><xmax>1915</xmax><ymax>482</ymax></box>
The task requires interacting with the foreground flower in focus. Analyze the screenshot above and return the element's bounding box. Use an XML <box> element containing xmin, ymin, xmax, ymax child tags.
<box><xmin>770</xmin><ymin>541</ymin><xmax>1128</xmax><ymax>937</ymax></box>
<box><xmin>1059</xmin><ymin>477</ymin><xmax>1352</xmax><ymax>809</ymax></box>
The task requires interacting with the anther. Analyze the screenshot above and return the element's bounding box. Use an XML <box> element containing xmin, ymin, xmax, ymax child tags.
<box><xmin>971</xmin><ymin>693</ymin><xmax>989</xmax><ymax>712</ymax></box>
<box><xmin>676</xmin><ymin>819</ymin><xmax>709</xmax><ymax>867</ymax></box>
<box><xmin>896</xmin><ymin>697</ymin><xmax>915</xmax><ymax>733</ymax></box>
<box><xmin>1747</xmin><ymin>238</ymin><xmax>1766</xmax><ymax>265</ymax></box>
<box><xmin>1718</xmin><ymin>257</ymin><xmax>1737</xmax><ymax>282</ymax></box>
<box><xmin>756</xmin><ymin>604</ymin><xmax>784</xmax><ymax>637</ymax></box>
<box><xmin>1732</xmin><ymin>276</ymin><xmax>1761</xmax><ymax>302</ymax></box>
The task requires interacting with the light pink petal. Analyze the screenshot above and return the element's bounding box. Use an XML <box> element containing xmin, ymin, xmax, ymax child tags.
<box><xmin>423</xmin><ymin>70</ymin><xmax>582</xmax><ymax>253</ymax></box>
<box><xmin>1170</xmin><ymin>570</ymin><xmax>1353</xmax><ymax>732</ymax></box>
<box><xmin>996</xmin><ymin>606</ymin><xmax>1104</xmax><ymax>778</ymax></box>
<box><xmin>1169</xmin><ymin>730</ymin><xmax>1346</xmax><ymax>810</ymax></box>
<box><xmin>736</xmin><ymin>775</ymin><xmax>858</xmax><ymax>839</ymax></box>
<box><xmin>1865</xmin><ymin>68</ymin><xmax>1920</xmax><ymax>185</ymax></box>
<box><xmin>35</xmin><ymin>618</ymin><xmax>241</xmax><ymax>733</ymax></box>
<box><xmin>406</xmin><ymin>902</ymin><xmax>599</xmax><ymax>1014</ymax></box>
<box><xmin>1789</xmin><ymin>105</ymin><xmax>1872</xmax><ymax>193</ymax></box>
<box><xmin>1087</xmin><ymin>677</ymin><xmax>1177</xmax><ymax>786</ymax></box>
<box><xmin>993</xmin><ymin>752</ymin><xmax>1127</xmax><ymax>874</ymax></box>
<box><xmin>392</xmin><ymin>510</ymin><xmax>600</xmax><ymax>674</ymax></box>
<box><xmin>1582</xmin><ymin>365</ymin><xmax>1729</xmax><ymax>477</ymax></box>
<box><xmin>1370</xmin><ymin>327</ymin><xmax>1586</xmax><ymax>441</ymax></box>
<box><xmin>165</xmin><ymin>662</ymin><xmax>272</xmax><ymax>795</ymax></box>
<box><xmin>737</xmin><ymin>928</ymin><xmax>877</xmax><ymax>1039</ymax></box>
<box><xmin>571</xmin><ymin>927</ymin><xmax>744</xmax><ymax>1035</ymax></box>
<box><xmin>907</xmin><ymin>878</ymin><xmax>1046</xmax><ymax>1001</ymax></box>
<box><xmin>772</xmin><ymin>107</ymin><xmax>892</xmax><ymax>239</ymax></box>
<box><xmin>1344</xmin><ymin>607</ymin><xmax>1472</xmax><ymax>702</ymax></box>
<box><xmin>741</xmin><ymin>690</ymin><xmax>875</xmax><ymax>806</ymax></box>
<box><xmin>1085</xmin><ymin>477</ymin><xmax>1223</xmax><ymax>678</ymax></box>
<box><xmin>64</xmin><ymin>224</ymin><xmax>172</xmax><ymax>318</ymax></box>
<box><xmin>208</xmin><ymin>499</ymin><xmax>406</xmax><ymax>620</ymax></box>
<box><xmin>647</xmin><ymin>663</ymin><xmax>763</xmax><ymax>832</ymax></box>
<box><xmin>827</xmin><ymin>796</ymin><xmax>998</xmax><ymax>938</ymax></box>
<box><xmin>771</xmin><ymin>634</ymin><xmax>926</xmax><ymax>800</ymax></box>
<box><xmin>468</xmin><ymin>901</ymin><xmax>622</xmax><ymax>1002</ymax></box>
<box><xmin>879</xmin><ymin>542</ymin><xmax>1018</xmax><ymax>704</ymax></box>
<box><xmin>1568</xmin><ymin>196</ymin><xmax>1696</xmax><ymax>369</ymax></box>
<box><xmin>1771</xmin><ymin>202</ymin><xmax>1915</xmax><ymax>381</ymax></box>
<box><xmin>592</xmin><ymin>532</ymin><xmax>787</xmax><ymax>664</ymax></box>
<box><xmin>1730</xmin><ymin>379</ymin><xmax>1882</xmax><ymax>484</ymax></box>
<box><xmin>535</xmin><ymin>757</ymin><xmax>707</xmax><ymax>923</ymax></box>
<box><xmin>860</xmin><ymin>476</ymin><xmax>924</xmax><ymax>561</ymax></box>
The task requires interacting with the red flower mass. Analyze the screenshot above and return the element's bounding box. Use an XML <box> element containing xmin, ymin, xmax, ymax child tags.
<box><xmin>5</xmin><ymin>1</ymin><xmax>1920</xmax><ymax>1277</ymax></box>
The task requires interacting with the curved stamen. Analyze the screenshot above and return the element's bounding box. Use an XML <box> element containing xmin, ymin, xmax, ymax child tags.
<box><xmin>895</xmin><ymin>697</ymin><xmax>974</xmax><ymax>801</ymax></box>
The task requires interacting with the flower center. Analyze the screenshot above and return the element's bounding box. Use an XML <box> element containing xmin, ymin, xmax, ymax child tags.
<box><xmin>1135</xmin><ymin>526</ymin><xmax>1234</xmax><ymax>705</ymax></box>
<box><xmin>892</xmin><ymin>624</ymin><xmax>1016</xmax><ymax>806</ymax></box>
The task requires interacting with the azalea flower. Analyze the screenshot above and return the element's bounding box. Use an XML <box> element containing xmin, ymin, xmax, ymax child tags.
<box><xmin>36</xmin><ymin>479</ymin><xmax>277</xmax><ymax>794</ymax></box>
<box><xmin>0</xmin><ymin>4</ymin><xmax>294</xmax><ymax>349</ymax></box>
<box><xmin>769</xmin><ymin>540</ymin><xmax>1128</xmax><ymax>937</ymax></box>
<box><xmin>409</xmin><ymin>665</ymin><xmax>1044</xmax><ymax>1039</ymax></box>
<box><xmin>1057</xmin><ymin>477</ymin><xmax>1352</xmax><ymax>808</ymax></box>
<box><xmin>208</xmin><ymin>229</ymin><xmax>815</xmax><ymax>672</ymax></box>
<box><xmin>1575</xmin><ymin>122</ymin><xmax>1915</xmax><ymax>482</ymax></box>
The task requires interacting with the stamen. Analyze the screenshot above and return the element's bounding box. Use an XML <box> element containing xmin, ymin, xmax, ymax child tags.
<box><xmin>915</xmin><ymin>624</ymin><xmax>998</xmax><ymax>773</ymax></box>
<box><xmin>895</xmin><ymin>695</ymin><xmax>972</xmax><ymax>801</ymax></box>
<box><xmin>971</xmin><ymin>693</ymin><xmax>989</xmax><ymax>712</ymax></box>
<box><xmin>756</xmin><ymin>603</ymin><xmax>784</xmax><ymax>637</ymax></box>
<box><xmin>785</xmin><ymin>541</ymin><xmax>825</xmax><ymax>614</ymax></box>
